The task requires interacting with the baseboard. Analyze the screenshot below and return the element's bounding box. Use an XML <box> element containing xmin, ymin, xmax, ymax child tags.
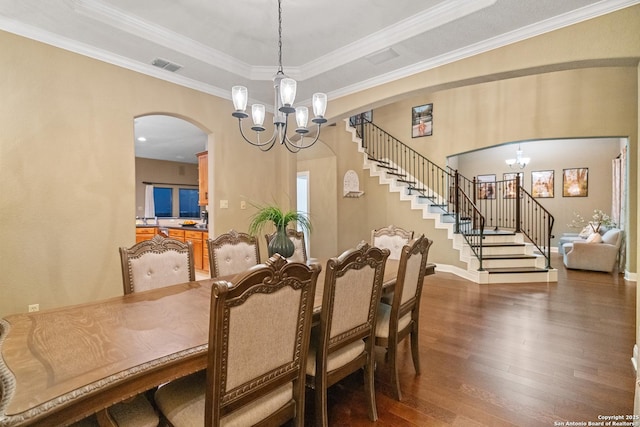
<box><xmin>625</xmin><ymin>270</ymin><xmax>637</xmax><ymax>282</ymax></box>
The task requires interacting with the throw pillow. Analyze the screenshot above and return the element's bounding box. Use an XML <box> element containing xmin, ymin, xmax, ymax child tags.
<box><xmin>586</xmin><ymin>233</ymin><xmax>602</xmax><ymax>244</ymax></box>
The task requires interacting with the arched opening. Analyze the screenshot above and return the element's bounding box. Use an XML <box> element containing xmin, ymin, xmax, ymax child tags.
<box><xmin>133</xmin><ymin>114</ymin><xmax>209</xmax><ymax>224</ymax></box>
<box><xmin>133</xmin><ymin>114</ymin><xmax>212</xmax><ymax>275</ymax></box>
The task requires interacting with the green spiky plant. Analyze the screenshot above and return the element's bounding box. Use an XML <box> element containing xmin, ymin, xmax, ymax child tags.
<box><xmin>247</xmin><ymin>204</ymin><xmax>312</xmax><ymax>236</ymax></box>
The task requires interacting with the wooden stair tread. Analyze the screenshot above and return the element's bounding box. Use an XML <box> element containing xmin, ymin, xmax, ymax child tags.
<box><xmin>470</xmin><ymin>242</ymin><xmax>526</xmax><ymax>248</ymax></box>
<box><xmin>484</xmin><ymin>267</ymin><xmax>550</xmax><ymax>274</ymax></box>
<box><xmin>482</xmin><ymin>254</ymin><xmax>537</xmax><ymax>260</ymax></box>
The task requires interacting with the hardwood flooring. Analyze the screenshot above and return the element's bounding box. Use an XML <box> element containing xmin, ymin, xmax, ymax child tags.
<box><xmin>305</xmin><ymin>254</ymin><xmax>636</xmax><ymax>426</ymax></box>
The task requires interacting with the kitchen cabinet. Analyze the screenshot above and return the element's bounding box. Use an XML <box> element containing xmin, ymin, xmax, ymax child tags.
<box><xmin>202</xmin><ymin>232</ymin><xmax>209</xmax><ymax>273</ymax></box>
<box><xmin>184</xmin><ymin>230</ymin><xmax>203</xmax><ymax>270</ymax></box>
<box><xmin>197</xmin><ymin>151</ymin><xmax>208</xmax><ymax>206</ymax></box>
<box><xmin>168</xmin><ymin>229</ymin><xmax>185</xmax><ymax>241</ymax></box>
<box><xmin>167</xmin><ymin>228</ymin><xmax>208</xmax><ymax>272</ymax></box>
<box><xmin>135</xmin><ymin>227</ymin><xmax>157</xmax><ymax>243</ymax></box>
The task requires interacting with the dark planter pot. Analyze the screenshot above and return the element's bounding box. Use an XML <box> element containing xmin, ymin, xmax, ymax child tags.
<box><xmin>268</xmin><ymin>225</ymin><xmax>294</xmax><ymax>258</ymax></box>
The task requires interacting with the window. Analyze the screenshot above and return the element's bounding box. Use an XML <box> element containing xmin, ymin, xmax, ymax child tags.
<box><xmin>179</xmin><ymin>188</ymin><xmax>200</xmax><ymax>218</ymax></box>
<box><xmin>153</xmin><ymin>187</ymin><xmax>172</xmax><ymax>217</ymax></box>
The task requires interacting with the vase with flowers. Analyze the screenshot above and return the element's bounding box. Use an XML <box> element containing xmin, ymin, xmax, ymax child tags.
<box><xmin>248</xmin><ymin>204</ymin><xmax>312</xmax><ymax>258</ymax></box>
<box><xmin>567</xmin><ymin>209</ymin><xmax>616</xmax><ymax>234</ymax></box>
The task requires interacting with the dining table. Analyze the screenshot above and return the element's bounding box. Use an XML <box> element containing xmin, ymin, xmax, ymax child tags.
<box><xmin>0</xmin><ymin>258</ymin><xmax>434</xmax><ymax>426</ymax></box>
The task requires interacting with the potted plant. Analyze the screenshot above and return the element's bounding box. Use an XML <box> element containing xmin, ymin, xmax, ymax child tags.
<box><xmin>248</xmin><ymin>204</ymin><xmax>312</xmax><ymax>258</ymax></box>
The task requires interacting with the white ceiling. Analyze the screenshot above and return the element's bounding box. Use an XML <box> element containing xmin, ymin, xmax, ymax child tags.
<box><xmin>1</xmin><ymin>0</ymin><xmax>636</xmax><ymax>163</ymax></box>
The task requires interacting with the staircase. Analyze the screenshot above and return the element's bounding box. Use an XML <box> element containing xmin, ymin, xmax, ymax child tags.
<box><xmin>345</xmin><ymin>117</ymin><xmax>557</xmax><ymax>284</ymax></box>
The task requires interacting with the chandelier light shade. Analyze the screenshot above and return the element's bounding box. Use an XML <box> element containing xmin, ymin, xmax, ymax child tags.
<box><xmin>505</xmin><ymin>145</ymin><xmax>530</xmax><ymax>169</ymax></box>
<box><xmin>230</xmin><ymin>0</ymin><xmax>328</xmax><ymax>152</ymax></box>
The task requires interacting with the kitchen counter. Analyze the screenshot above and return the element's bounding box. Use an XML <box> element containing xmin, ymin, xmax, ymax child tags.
<box><xmin>136</xmin><ymin>224</ymin><xmax>208</xmax><ymax>230</ymax></box>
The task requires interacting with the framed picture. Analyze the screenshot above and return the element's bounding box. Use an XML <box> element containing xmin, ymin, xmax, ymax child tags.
<box><xmin>477</xmin><ymin>174</ymin><xmax>496</xmax><ymax>200</ymax></box>
<box><xmin>503</xmin><ymin>172</ymin><xmax>523</xmax><ymax>199</ymax></box>
<box><xmin>563</xmin><ymin>168</ymin><xmax>588</xmax><ymax>197</ymax></box>
<box><xmin>531</xmin><ymin>170</ymin><xmax>554</xmax><ymax>198</ymax></box>
<box><xmin>411</xmin><ymin>103</ymin><xmax>433</xmax><ymax>138</ymax></box>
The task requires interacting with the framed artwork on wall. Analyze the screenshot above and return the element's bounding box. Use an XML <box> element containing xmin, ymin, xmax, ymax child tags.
<box><xmin>477</xmin><ymin>174</ymin><xmax>496</xmax><ymax>199</ymax></box>
<box><xmin>503</xmin><ymin>172</ymin><xmax>523</xmax><ymax>199</ymax></box>
<box><xmin>531</xmin><ymin>170</ymin><xmax>554</xmax><ymax>198</ymax></box>
<box><xmin>563</xmin><ymin>168</ymin><xmax>588</xmax><ymax>197</ymax></box>
<box><xmin>411</xmin><ymin>103</ymin><xmax>433</xmax><ymax>138</ymax></box>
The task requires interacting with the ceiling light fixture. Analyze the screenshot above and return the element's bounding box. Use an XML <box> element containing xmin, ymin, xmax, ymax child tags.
<box><xmin>230</xmin><ymin>0</ymin><xmax>327</xmax><ymax>153</ymax></box>
<box><xmin>505</xmin><ymin>145</ymin><xmax>530</xmax><ymax>169</ymax></box>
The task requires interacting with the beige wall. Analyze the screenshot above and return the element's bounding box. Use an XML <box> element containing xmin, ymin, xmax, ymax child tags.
<box><xmin>297</xmin><ymin>151</ymin><xmax>338</xmax><ymax>260</ymax></box>
<box><xmin>0</xmin><ymin>30</ymin><xmax>295</xmax><ymax>316</ymax></box>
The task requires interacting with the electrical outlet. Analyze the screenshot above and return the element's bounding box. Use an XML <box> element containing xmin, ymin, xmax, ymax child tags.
<box><xmin>28</xmin><ymin>304</ymin><xmax>39</xmax><ymax>313</ymax></box>
<box><xmin>240</xmin><ymin>201</ymin><xmax>247</xmax><ymax>209</ymax></box>
<box><xmin>220</xmin><ymin>200</ymin><xmax>228</xmax><ymax>209</ymax></box>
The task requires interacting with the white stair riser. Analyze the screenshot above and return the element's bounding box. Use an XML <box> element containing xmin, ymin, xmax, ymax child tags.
<box><xmin>469</xmin><ymin>257</ymin><xmax>543</xmax><ymax>269</ymax></box>
<box><xmin>462</xmin><ymin>245</ymin><xmax>534</xmax><ymax>257</ymax></box>
<box><xmin>485</xmin><ymin>269</ymin><xmax>558</xmax><ymax>284</ymax></box>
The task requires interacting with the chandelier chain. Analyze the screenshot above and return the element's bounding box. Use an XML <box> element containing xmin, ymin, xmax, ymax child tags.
<box><xmin>277</xmin><ymin>0</ymin><xmax>283</xmax><ymax>74</ymax></box>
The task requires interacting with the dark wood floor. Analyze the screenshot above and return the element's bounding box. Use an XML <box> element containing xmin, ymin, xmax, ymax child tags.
<box><xmin>306</xmin><ymin>254</ymin><xmax>636</xmax><ymax>426</ymax></box>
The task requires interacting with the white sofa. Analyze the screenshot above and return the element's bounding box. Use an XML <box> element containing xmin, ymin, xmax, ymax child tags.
<box><xmin>557</xmin><ymin>224</ymin><xmax>610</xmax><ymax>254</ymax></box>
<box><xmin>562</xmin><ymin>228</ymin><xmax>623</xmax><ymax>273</ymax></box>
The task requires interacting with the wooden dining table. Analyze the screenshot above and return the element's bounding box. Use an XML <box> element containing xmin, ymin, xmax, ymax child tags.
<box><xmin>0</xmin><ymin>259</ymin><xmax>434</xmax><ymax>426</ymax></box>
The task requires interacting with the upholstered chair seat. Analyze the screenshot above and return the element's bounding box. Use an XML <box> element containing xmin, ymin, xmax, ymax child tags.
<box><xmin>208</xmin><ymin>229</ymin><xmax>260</xmax><ymax>278</ymax></box>
<box><xmin>155</xmin><ymin>371</ymin><xmax>293</xmax><ymax>426</ymax></box>
<box><xmin>375</xmin><ymin>304</ymin><xmax>412</xmax><ymax>338</ymax></box>
<box><xmin>306</xmin><ymin>339</ymin><xmax>365</xmax><ymax>375</ymax></box>
<box><xmin>97</xmin><ymin>394</ymin><xmax>160</xmax><ymax>427</ymax></box>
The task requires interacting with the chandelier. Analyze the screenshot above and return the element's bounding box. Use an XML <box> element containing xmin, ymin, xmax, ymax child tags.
<box><xmin>231</xmin><ymin>0</ymin><xmax>327</xmax><ymax>153</ymax></box>
<box><xmin>505</xmin><ymin>145</ymin><xmax>530</xmax><ymax>169</ymax></box>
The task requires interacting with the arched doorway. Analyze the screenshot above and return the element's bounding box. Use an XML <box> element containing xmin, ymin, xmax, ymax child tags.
<box><xmin>133</xmin><ymin>114</ymin><xmax>208</xmax><ymax>223</ymax></box>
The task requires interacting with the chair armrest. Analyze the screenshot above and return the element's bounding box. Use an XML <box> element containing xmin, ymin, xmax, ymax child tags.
<box><xmin>564</xmin><ymin>242</ymin><xmax>619</xmax><ymax>272</ymax></box>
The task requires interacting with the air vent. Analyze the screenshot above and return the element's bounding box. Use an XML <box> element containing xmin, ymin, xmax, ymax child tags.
<box><xmin>151</xmin><ymin>57</ymin><xmax>183</xmax><ymax>72</ymax></box>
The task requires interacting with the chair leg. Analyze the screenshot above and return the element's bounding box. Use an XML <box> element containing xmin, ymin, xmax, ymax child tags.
<box><xmin>315</xmin><ymin>376</ymin><xmax>329</xmax><ymax>427</ymax></box>
<box><xmin>388</xmin><ymin>341</ymin><xmax>402</xmax><ymax>401</ymax></box>
<box><xmin>410</xmin><ymin>325</ymin><xmax>421</xmax><ymax>375</ymax></box>
<box><xmin>364</xmin><ymin>354</ymin><xmax>378</xmax><ymax>421</ymax></box>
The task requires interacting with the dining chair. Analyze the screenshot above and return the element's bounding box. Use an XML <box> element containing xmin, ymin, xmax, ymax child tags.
<box><xmin>306</xmin><ymin>242</ymin><xmax>390</xmax><ymax>427</ymax></box>
<box><xmin>101</xmin><ymin>234</ymin><xmax>195</xmax><ymax>426</ymax></box>
<box><xmin>375</xmin><ymin>234</ymin><xmax>432</xmax><ymax>401</ymax></box>
<box><xmin>207</xmin><ymin>229</ymin><xmax>261</xmax><ymax>278</ymax></box>
<box><xmin>265</xmin><ymin>228</ymin><xmax>308</xmax><ymax>263</ymax></box>
<box><xmin>371</xmin><ymin>224</ymin><xmax>414</xmax><ymax>260</ymax></box>
<box><xmin>119</xmin><ymin>234</ymin><xmax>195</xmax><ymax>294</ymax></box>
<box><xmin>154</xmin><ymin>254</ymin><xmax>320</xmax><ymax>427</ymax></box>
